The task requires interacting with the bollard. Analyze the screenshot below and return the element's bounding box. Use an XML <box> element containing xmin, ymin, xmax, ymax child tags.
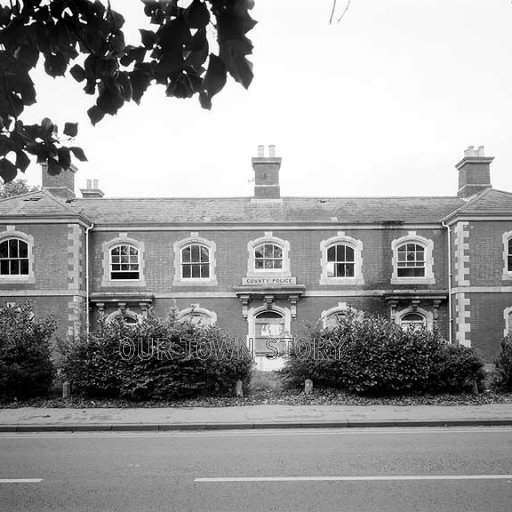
<box><xmin>235</xmin><ymin>379</ymin><xmax>243</xmax><ymax>398</ymax></box>
<box><xmin>304</xmin><ymin>378</ymin><xmax>313</xmax><ymax>395</ymax></box>
<box><xmin>472</xmin><ymin>379</ymin><xmax>479</xmax><ymax>395</ymax></box>
<box><xmin>62</xmin><ymin>381</ymin><xmax>71</xmax><ymax>399</ymax></box>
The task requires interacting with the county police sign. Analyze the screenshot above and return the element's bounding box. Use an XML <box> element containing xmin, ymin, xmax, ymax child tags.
<box><xmin>242</xmin><ymin>277</ymin><xmax>297</xmax><ymax>286</ymax></box>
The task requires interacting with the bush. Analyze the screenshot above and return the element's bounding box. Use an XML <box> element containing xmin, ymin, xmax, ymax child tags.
<box><xmin>429</xmin><ymin>344</ymin><xmax>485</xmax><ymax>393</ymax></box>
<box><xmin>0</xmin><ymin>302</ymin><xmax>57</xmax><ymax>400</ymax></box>
<box><xmin>280</xmin><ymin>311</ymin><xmax>485</xmax><ymax>396</ymax></box>
<box><xmin>494</xmin><ymin>335</ymin><xmax>512</xmax><ymax>392</ymax></box>
<box><xmin>61</xmin><ymin>310</ymin><xmax>253</xmax><ymax>400</ymax></box>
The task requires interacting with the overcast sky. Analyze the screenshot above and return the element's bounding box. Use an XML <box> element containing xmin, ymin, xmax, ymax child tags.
<box><xmin>22</xmin><ymin>0</ymin><xmax>512</xmax><ymax>198</ymax></box>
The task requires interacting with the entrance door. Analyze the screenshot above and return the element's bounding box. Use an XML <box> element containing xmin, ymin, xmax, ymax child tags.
<box><xmin>253</xmin><ymin>310</ymin><xmax>288</xmax><ymax>371</ymax></box>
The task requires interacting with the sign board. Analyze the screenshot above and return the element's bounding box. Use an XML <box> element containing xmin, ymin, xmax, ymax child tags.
<box><xmin>242</xmin><ymin>276</ymin><xmax>297</xmax><ymax>286</ymax></box>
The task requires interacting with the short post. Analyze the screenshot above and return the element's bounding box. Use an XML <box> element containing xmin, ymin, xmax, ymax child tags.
<box><xmin>304</xmin><ymin>378</ymin><xmax>313</xmax><ymax>395</ymax></box>
<box><xmin>62</xmin><ymin>381</ymin><xmax>71</xmax><ymax>399</ymax></box>
<box><xmin>235</xmin><ymin>379</ymin><xmax>243</xmax><ymax>398</ymax></box>
<box><xmin>472</xmin><ymin>379</ymin><xmax>479</xmax><ymax>395</ymax></box>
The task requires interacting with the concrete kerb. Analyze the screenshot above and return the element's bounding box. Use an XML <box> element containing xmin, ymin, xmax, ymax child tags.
<box><xmin>1</xmin><ymin>418</ymin><xmax>512</xmax><ymax>433</ymax></box>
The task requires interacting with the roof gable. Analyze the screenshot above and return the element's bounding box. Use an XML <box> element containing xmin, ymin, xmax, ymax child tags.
<box><xmin>0</xmin><ymin>189</ymin><xmax>88</xmax><ymax>219</ymax></box>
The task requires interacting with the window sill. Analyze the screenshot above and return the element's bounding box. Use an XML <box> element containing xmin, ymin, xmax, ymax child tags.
<box><xmin>247</xmin><ymin>270</ymin><xmax>291</xmax><ymax>278</ymax></box>
<box><xmin>101</xmin><ymin>279</ymin><xmax>146</xmax><ymax>287</ymax></box>
<box><xmin>319</xmin><ymin>277</ymin><xmax>364</xmax><ymax>286</ymax></box>
<box><xmin>173</xmin><ymin>278</ymin><xmax>218</xmax><ymax>287</ymax></box>
<box><xmin>502</xmin><ymin>272</ymin><xmax>512</xmax><ymax>281</ymax></box>
<box><xmin>0</xmin><ymin>275</ymin><xmax>35</xmax><ymax>284</ymax></box>
<box><xmin>391</xmin><ymin>276</ymin><xmax>435</xmax><ymax>285</ymax></box>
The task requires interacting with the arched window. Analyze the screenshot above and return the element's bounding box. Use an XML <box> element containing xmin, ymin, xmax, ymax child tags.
<box><xmin>320</xmin><ymin>302</ymin><xmax>363</xmax><ymax>328</ymax></box>
<box><xmin>0</xmin><ymin>238</ymin><xmax>29</xmax><ymax>276</ymax></box>
<box><xmin>105</xmin><ymin>310</ymin><xmax>140</xmax><ymax>325</ymax></box>
<box><xmin>391</xmin><ymin>232</ymin><xmax>434</xmax><ymax>284</ymax></box>
<box><xmin>254</xmin><ymin>243</ymin><xmax>283</xmax><ymax>270</ymax></box>
<box><xmin>110</xmin><ymin>244</ymin><xmax>140</xmax><ymax>280</ymax></box>
<box><xmin>102</xmin><ymin>235</ymin><xmax>145</xmax><ymax>287</ymax></box>
<box><xmin>181</xmin><ymin>244</ymin><xmax>210</xmax><ymax>279</ymax></box>
<box><xmin>327</xmin><ymin>244</ymin><xmax>355</xmax><ymax>278</ymax></box>
<box><xmin>503</xmin><ymin>232</ymin><xmax>512</xmax><ymax>280</ymax></box>
<box><xmin>320</xmin><ymin>232</ymin><xmax>363</xmax><ymax>284</ymax></box>
<box><xmin>396</xmin><ymin>243</ymin><xmax>425</xmax><ymax>277</ymax></box>
<box><xmin>400</xmin><ymin>312</ymin><xmax>426</xmax><ymax>331</ymax></box>
<box><xmin>247</xmin><ymin>233</ymin><xmax>291</xmax><ymax>277</ymax></box>
<box><xmin>173</xmin><ymin>234</ymin><xmax>217</xmax><ymax>286</ymax></box>
<box><xmin>177</xmin><ymin>306</ymin><xmax>217</xmax><ymax>327</ymax></box>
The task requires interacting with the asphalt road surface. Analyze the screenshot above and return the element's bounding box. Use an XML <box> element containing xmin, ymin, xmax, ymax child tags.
<box><xmin>1</xmin><ymin>427</ymin><xmax>512</xmax><ymax>511</ymax></box>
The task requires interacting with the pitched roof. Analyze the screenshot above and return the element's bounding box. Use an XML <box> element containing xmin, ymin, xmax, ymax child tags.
<box><xmin>68</xmin><ymin>195</ymin><xmax>465</xmax><ymax>226</ymax></box>
<box><xmin>445</xmin><ymin>188</ymin><xmax>512</xmax><ymax>218</ymax></box>
<box><xmin>0</xmin><ymin>189</ymin><xmax>89</xmax><ymax>220</ymax></box>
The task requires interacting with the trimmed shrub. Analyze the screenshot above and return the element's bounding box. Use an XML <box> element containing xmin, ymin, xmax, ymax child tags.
<box><xmin>494</xmin><ymin>335</ymin><xmax>512</xmax><ymax>392</ymax></box>
<box><xmin>0</xmin><ymin>302</ymin><xmax>57</xmax><ymax>400</ymax></box>
<box><xmin>280</xmin><ymin>311</ymin><xmax>484</xmax><ymax>396</ymax></box>
<box><xmin>429</xmin><ymin>344</ymin><xmax>485</xmax><ymax>393</ymax></box>
<box><xmin>61</xmin><ymin>310</ymin><xmax>253</xmax><ymax>400</ymax></box>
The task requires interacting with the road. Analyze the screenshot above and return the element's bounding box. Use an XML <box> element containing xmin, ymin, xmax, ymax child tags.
<box><xmin>1</xmin><ymin>427</ymin><xmax>512</xmax><ymax>511</ymax></box>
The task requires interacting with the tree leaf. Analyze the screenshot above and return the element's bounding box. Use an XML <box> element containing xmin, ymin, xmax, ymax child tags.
<box><xmin>63</xmin><ymin>123</ymin><xmax>78</xmax><ymax>137</ymax></box>
<box><xmin>87</xmin><ymin>105</ymin><xmax>105</xmax><ymax>126</ymax></box>
<box><xmin>185</xmin><ymin>0</ymin><xmax>210</xmax><ymax>29</ymax></box>
<box><xmin>57</xmin><ymin>147</ymin><xmax>71</xmax><ymax>170</ymax></box>
<box><xmin>0</xmin><ymin>158</ymin><xmax>17</xmax><ymax>183</ymax></box>
<box><xmin>47</xmin><ymin>157</ymin><xmax>62</xmax><ymax>176</ymax></box>
<box><xmin>203</xmin><ymin>54</ymin><xmax>227</xmax><ymax>100</ymax></box>
<box><xmin>70</xmin><ymin>146</ymin><xmax>88</xmax><ymax>162</ymax></box>
<box><xmin>140</xmin><ymin>29</ymin><xmax>156</xmax><ymax>49</ymax></box>
<box><xmin>70</xmin><ymin>64</ymin><xmax>86</xmax><ymax>83</ymax></box>
<box><xmin>16</xmin><ymin>151</ymin><xmax>30</xmax><ymax>173</ymax></box>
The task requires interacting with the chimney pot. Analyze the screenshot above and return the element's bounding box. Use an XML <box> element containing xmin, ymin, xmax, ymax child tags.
<box><xmin>269</xmin><ymin>145</ymin><xmax>276</xmax><ymax>157</ymax></box>
<box><xmin>93</xmin><ymin>179</ymin><xmax>98</xmax><ymax>189</ymax></box>
<box><xmin>257</xmin><ymin>145</ymin><xmax>264</xmax><ymax>157</ymax></box>
<box><xmin>86</xmin><ymin>179</ymin><xmax>92</xmax><ymax>189</ymax></box>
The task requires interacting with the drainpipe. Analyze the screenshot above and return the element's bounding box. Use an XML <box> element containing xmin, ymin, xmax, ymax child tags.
<box><xmin>442</xmin><ymin>221</ymin><xmax>453</xmax><ymax>344</ymax></box>
<box><xmin>85</xmin><ymin>222</ymin><xmax>94</xmax><ymax>337</ymax></box>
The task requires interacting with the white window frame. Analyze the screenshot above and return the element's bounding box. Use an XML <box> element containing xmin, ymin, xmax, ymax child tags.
<box><xmin>101</xmin><ymin>234</ymin><xmax>145</xmax><ymax>287</ymax></box>
<box><xmin>503</xmin><ymin>306</ymin><xmax>512</xmax><ymax>337</ymax></box>
<box><xmin>173</xmin><ymin>233</ymin><xmax>218</xmax><ymax>286</ymax></box>
<box><xmin>177</xmin><ymin>305</ymin><xmax>217</xmax><ymax>326</ymax></box>
<box><xmin>320</xmin><ymin>232</ymin><xmax>363</xmax><ymax>285</ymax></box>
<box><xmin>247</xmin><ymin>232</ymin><xmax>291</xmax><ymax>278</ymax></box>
<box><xmin>320</xmin><ymin>302</ymin><xmax>363</xmax><ymax>328</ymax></box>
<box><xmin>105</xmin><ymin>309</ymin><xmax>140</xmax><ymax>325</ymax></box>
<box><xmin>502</xmin><ymin>231</ymin><xmax>512</xmax><ymax>281</ymax></box>
<box><xmin>391</xmin><ymin>232</ymin><xmax>435</xmax><ymax>285</ymax></box>
<box><xmin>394</xmin><ymin>306</ymin><xmax>433</xmax><ymax>330</ymax></box>
<box><xmin>0</xmin><ymin>228</ymin><xmax>35</xmax><ymax>283</ymax></box>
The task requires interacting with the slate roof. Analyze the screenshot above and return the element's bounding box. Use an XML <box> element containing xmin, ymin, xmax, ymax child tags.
<box><xmin>443</xmin><ymin>189</ymin><xmax>512</xmax><ymax>219</ymax></box>
<box><xmin>0</xmin><ymin>189</ymin><xmax>89</xmax><ymax>220</ymax></box>
<box><xmin>67</xmin><ymin>196</ymin><xmax>466</xmax><ymax>226</ymax></box>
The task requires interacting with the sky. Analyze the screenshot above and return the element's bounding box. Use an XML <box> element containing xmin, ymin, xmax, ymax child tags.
<box><xmin>21</xmin><ymin>0</ymin><xmax>512</xmax><ymax>198</ymax></box>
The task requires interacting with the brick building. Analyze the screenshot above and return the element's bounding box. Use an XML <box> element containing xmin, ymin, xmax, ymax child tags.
<box><xmin>1</xmin><ymin>145</ymin><xmax>511</xmax><ymax>369</ymax></box>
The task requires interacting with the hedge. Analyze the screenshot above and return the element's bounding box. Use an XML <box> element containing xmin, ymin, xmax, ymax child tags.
<box><xmin>494</xmin><ymin>335</ymin><xmax>512</xmax><ymax>392</ymax></box>
<box><xmin>279</xmin><ymin>311</ymin><xmax>484</xmax><ymax>395</ymax></box>
<box><xmin>0</xmin><ymin>302</ymin><xmax>57</xmax><ymax>400</ymax></box>
<box><xmin>60</xmin><ymin>310</ymin><xmax>253</xmax><ymax>400</ymax></box>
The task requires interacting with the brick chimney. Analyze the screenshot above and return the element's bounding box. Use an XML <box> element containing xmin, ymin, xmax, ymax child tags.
<box><xmin>80</xmin><ymin>179</ymin><xmax>104</xmax><ymax>198</ymax></box>
<box><xmin>252</xmin><ymin>145</ymin><xmax>281</xmax><ymax>199</ymax></box>
<box><xmin>41</xmin><ymin>162</ymin><xmax>77</xmax><ymax>199</ymax></box>
<box><xmin>455</xmin><ymin>146</ymin><xmax>493</xmax><ymax>198</ymax></box>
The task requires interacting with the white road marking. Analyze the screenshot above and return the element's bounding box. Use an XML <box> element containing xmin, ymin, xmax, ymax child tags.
<box><xmin>1</xmin><ymin>427</ymin><xmax>512</xmax><ymax>440</ymax></box>
<box><xmin>0</xmin><ymin>479</ymin><xmax>42</xmax><ymax>483</ymax></box>
<box><xmin>195</xmin><ymin>475</ymin><xmax>512</xmax><ymax>483</ymax></box>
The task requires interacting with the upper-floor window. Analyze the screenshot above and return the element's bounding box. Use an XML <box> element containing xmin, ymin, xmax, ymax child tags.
<box><xmin>391</xmin><ymin>232</ymin><xmax>434</xmax><ymax>284</ymax></box>
<box><xmin>247</xmin><ymin>232</ymin><xmax>291</xmax><ymax>277</ymax></box>
<box><xmin>181</xmin><ymin>244</ymin><xmax>210</xmax><ymax>279</ymax></box>
<box><xmin>0</xmin><ymin>228</ymin><xmax>35</xmax><ymax>282</ymax></box>
<box><xmin>254</xmin><ymin>243</ymin><xmax>283</xmax><ymax>270</ymax></box>
<box><xmin>110</xmin><ymin>244</ymin><xmax>140</xmax><ymax>280</ymax></box>
<box><xmin>320</xmin><ymin>232</ymin><xmax>364</xmax><ymax>285</ymax></box>
<box><xmin>503</xmin><ymin>231</ymin><xmax>512</xmax><ymax>280</ymax></box>
<box><xmin>327</xmin><ymin>244</ymin><xmax>355</xmax><ymax>278</ymax></box>
<box><xmin>173</xmin><ymin>233</ymin><xmax>217</xmax><ymax>286</ymax></box>
<box><xmin>0</xmin><ymin>238</ymin><xmax>29</xmax><ymax>276</ymax></box>
<box><xmin>101</xmin><ymin>234</ymin><xmax>145</xmax><ymax>287</ymax></box>
<box><xmin>396</xmin><ymin>243</ymin><xmax>425</xmax><ymax>277</ymax></box>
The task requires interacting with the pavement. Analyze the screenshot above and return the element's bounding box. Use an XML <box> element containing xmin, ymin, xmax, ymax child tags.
<box><xmin>1</xmin><ymin>403</ymin><xmax>512</xmax><ymax>432</ymax></box>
